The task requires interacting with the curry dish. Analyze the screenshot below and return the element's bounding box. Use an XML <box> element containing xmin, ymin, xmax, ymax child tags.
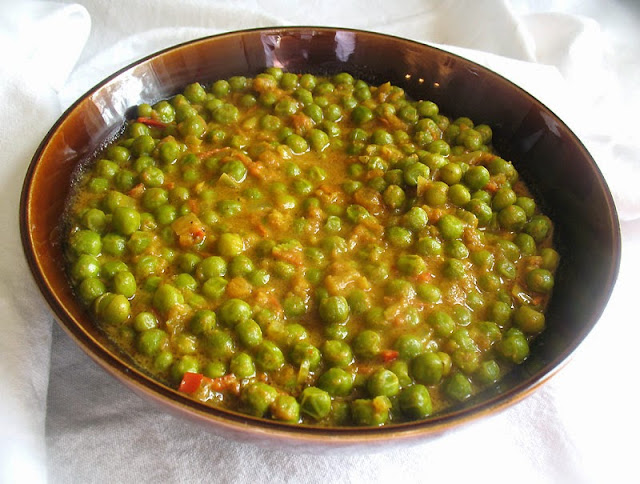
<box><xmin>64</xmin><ymin>68</ymin><xmax>558</xmax><ymax>426</ymax></box>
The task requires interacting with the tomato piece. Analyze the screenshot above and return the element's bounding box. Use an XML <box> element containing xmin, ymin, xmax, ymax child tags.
<box><xmin>178</xmin><ymin>372</ymin><xmax>204</xmax><ymax>394</ymax></box>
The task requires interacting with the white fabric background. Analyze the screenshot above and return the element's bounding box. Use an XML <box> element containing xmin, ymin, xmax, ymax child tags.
<box><xmin>1</xmin><ymin>1</ymin><xmax>639</xmax><ymax>483</ymax></box>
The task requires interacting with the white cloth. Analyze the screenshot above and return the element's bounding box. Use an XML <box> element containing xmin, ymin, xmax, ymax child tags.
<box><xmin>1</xmin><ymin>1</ymin><xmax>639</xmax><ymax>483</ymax></box>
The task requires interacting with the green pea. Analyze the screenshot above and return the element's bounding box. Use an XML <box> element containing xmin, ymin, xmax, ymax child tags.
<box><xmin>411</xmin><ymin>352</ymin><xmax>444</xmax><ymax>385</ymax></box>
<box><xmin>230</xmin><ymin>352</ymin><xmax>255</xmax><ymax>379</ymax></box>
<box><xmin>183</xmin><ymin>82</ymin><xmax>206</xmax><ymax>103</ymax></box>
<box><xmin>525</xmin><ymin>215</ymin><xmax>552</xmax><ymax>242</ymax></box>
<box><xmin>259</xmin><ymin>114</ymin><xmax>282</xmax><ymax>131</ymax></box>
<box><xmin>386</xmin><ymin>226</ymin><xmax>413</xmax><ymax>248</ymax></box>
<box><xmin>228</xmin><ymin>255</ymin><xmax>254</xmax><ymax>278</ymax></box>
<box><xmin>285</xmin><ymin>134</ymin><xmax>309</xmax><ymax>154</ymax></box>
<box><xmin>352</xmin><ymin>330</ymin><xmax>381</xmax><ymax>359</ymax></box>
<box><xmin>318</xmin><ymin>368</ymin><xmax>354</xmax><ymax>396</ymax></box>
<box><xmin>82</xmin><ymin>209</ymin><xmax>107</xmax><ymax>234</ymax></box>
<box><xmin>495</xmin><ymin>258</ymin><xmax>516</xmax><ymax>280</ymax></box>
<box><xmin>381</xmin><ymin>185</ymin><xmax>404</xmax><ymax>209</ymax></box>
<box><xmin>69</xmin><ymin>230</ymin><xmax>102</xmax><ymax>256</ymax></box>
<box><xmin>477</xmin><ymin>272</ymin><xmax>502</xmax><ymax>292</ymax></box>
<box><xmin>211</xmin><ymin>79</ymin><xmax>230</xmax><ymax>97</ymax></box>
<box><xmin>514</xmin><ymin>305</ymin><xmax>546</xmax><ymax>333</ymax></box>
<box><xmin>492</xmin><ymin>187</ymin><xmax>517</xmax><ymax>210</ymax></box>
<box><xmin>497</xmin><ymin>203</ymin><xmax>528</xmax><ymax>232</ymax></box>
<box><xmin>477</xmin><ymin>360</ymin><xmax>501</xmax><ymax>384</ymax></box>
<box><xmin>71</xmin><ymin>254</ymin><xmax>101</xmax><ymax>281</ymax></box>
<box><xmin>186</xmin><ymin>310</ymin><xmax>214</xmax><ymax>336</ymax></box>
<box><xmin>403</xmin><ymin>207</ymin><xmax>428</xmax><ymax>231</ymax></box>
<box><xmin>170</xmin><ymin>355</ymin><xmax>200</xmax><ymax>382</ymax></box>
<box><xmin>280</xmin><ymin>295</ymin><xmax>305</xmax><ymax>319</ymax></box>
<box><xmin>206</xmin><ymin>329</ymin><xmax>235</xmax><ymax>360</ymax></box>
<box><xmin>438</xmin><ymin>214</ymin><xmax>465</xmax><ymax>240</ymax></box>
<box><xmin>345</xmin><ymin>204</ymin><xmax>370</xmax><ymax>223</ymax></box>
<box><xmin>152</xmin><ymin>284</ymin><xmax>184</xmax><ymax>315</ymax></box>
<box><xmin>173</xmin><ymin>273</ymin><xmax>196</xmax><ymax>291</ymax></box>
<box><xmin>514</xmin><ymin>233</ymin><xmax>537</xmax><ymax>256</ymax></box>
<box><xmin>212</xmin><ymin>103</ymin><xmax>239</xmax><ymax>124</ymax></box>
<box><xmin>541</xmin><ymin>248</ymin><xmax>560</xmax><ymax>271</ymax></box>
<box><xmin>199</xmin><ymin>277</ymin><xmax>226</xmax><ymax>300</ymax></box>
<box><xmin>318</xmin><ymin>296</ymin><xmax>350</xmax><ymax>325</ymax></box>
<box><xmin>498</xmin><ymin>328</ymin><xmax>530</xmax><ymax>363</ymax></box>
<box><xmin>416</xmin><ymin>283</ymin><xmax>441</xmax><ymax>303</ymax></box>
<box><xmin>242</xmin><ymin>382</ymin><xmax>278</xmax><ymax>417</ymax></box>
<box><xmin>106</xmin><ymin>145</ymin><xmax>130</xmax><ymax>164</ymax></box>
<box><xmin>447</xmin><ymin>184</ymin><xmax>470</xmax><ymax>206</ymax></box>
<box><xmin>439</xmin><ymin>162</ymin><xmax>462</xmax><ymax>185</ymax></box>
<box><xmin>270</xmin><ymin>394</ymin><xmax>300</xmax><ymax>423</ymax></box>
<box><xmin>445</xmin><ymin>240</ymin><xmax>470</xmax><ymax>260</ymax></box>
<box><xmin>366</xmin><ymin>368</ymin><xmax>400</xmax><ymax>398</ymax></box>
<box><xmin>423</xmin><ymin>181</ymin><xmax>449</xmax><ymax>206</ymax></box>
<box><xmin>472</xmin><ymin>189</ymin><xmax>492</xmax><ymax>204</ymax></box>
<box><xmin>179</xmin><ymin>114</ymin><xmax>207</xmax><ymax>138</ymax></box>
<box><xmin>239</xmin><ymin>93</ymin><xmax>257</xmax><ymax>108</ymax></box>
<box><xmin>248</xmin><ymin>269</ymin><xmax>270</xmax><ymax>287</ymax></box>
<box><xmin>300</xmin><ymin>387</ymin><xmax>332</xmax><ymax>420</ymax></box>
<box><xmin>487</xmin><ymin>301</ymin><xmax>511</xmax><ymax>327</ymax></box>
<box><xmin>515</xmin><ymin>196</ymin><xmax>536</xmax><ymax>218</ymax></box>
<box><xmin>351</xmin><ymin>105</ymin><xmax>374</xmax><ymax>125</ymax></box>
<box><xmin>142</xmin><ymin>188</ymin><xmax>169</xmax><ymax>211</ymax></box>
<box><xmin>444</xmin><ymin>372</ymin><xmax>473</xmax><ymax>401</ymax></box>
<box><xmin>137</xmin><ymin>328</ymin><xmax>168</xmax><ymax>356</ymax></box>
<box><xmin>131</xmin><ymin>135</ymin><xmax>155</xmax><ymax>157</ymax></box>
<box><xmin>466</xmin><ymin>199</ymin><xmax>492</xmax><ymax>225</ymax></box>
<box><xmin>398</xmin><ymin>384</ymin><xmax>432</xmax><ymax>420</ymax></box>
<box><xmin>416</xmin><ymin>236</ymin><xmax>442</xmax><ymax>256</ymax></box>
<box><xmin>110</xmin><ymin>207</ymin><xmax>141</xmax><ymax>235</ymax></box>
<box><xmin>391</xmin><ymin>334</ymin><xmax>421</xmax><ymax>360</ymax></box>
<box><xmin>112</xmin><ymin>271</ymin><xmax>136</xmax><ymax>297</ymax></box>
<box><xmin>404</xmin><ymin>162</ymin><xmax>430</xmax><ymax>187</ymax></box>
<box><xmin>152</xmin><ymin>203</ymin><xmax>175</xmax><ymax>225</ymax></box>
<box><xmin>221</xmin><ymin>159</ymin><xmax>247</xmax><ymax>183</ymax></box>
<box><xmin>351</xmin><ymin>396</ymin><xmax>391</xmax><ymax>426</ymax></box>
<box><xmin>202</xmin><ymin>361</ymin><xmax>225</xmax><ymax>379</ymax></box>
<box><xmin>463</xmin><ymin>165</ymin><xmax>491</xmax><ymax>190</ymax></box>
<box><xmin>217</xmin><ymin>199</ymin><xmax>242</xmax><ymax>217</ymax></box>
<box><xmin>344</xmin><ymin>289</ymin><xmax>368</xmax><ymax>316</ymax></box>
<box><xmin>78</xmin><ymin>277</ymin><xmax>106</xmax><ymax>304</ymax></box>
<box><xmin>134</xmin><ymin>255</ymin><xmax>162</xmax><ymax>280</ymax></box>
<box><xmin>322</xmin><ymin>340</ymin><xmax>353</xmax><ymax>368</ymax></box>
<box><xmin>113</xmin><ymin>170</ymin><xmax>136</xmax><ymax>192</ymax></box>
<box><xmin>306</xmin><ymin>166</ymin><xmax>327</xmax><ymax>184</ymax></box>
<box><xmin>428</xmin><ymin>311</ymin><xmax>455</xmax><ymax>337</ymax></box>
<box><xmin>196</xmin><ymin>256</ymin><xmax>227</xmax><ymax>280</ymax></box>
<box><xmin>153</xmin><ymin>350</ymin><xmax>173</xmax><ymax>372</ymax></box>
<box><xmin>217</xmin><ymin>233</ymin><xmax>244</xmax><ymax>256</ymax></box>
<box><xmin>124</xmin><ymin>230</ymin><xmax>150</xmax><ymax>255</ymax></box>
<box><xmin>397</xmin><ymin>254</ymin><xmax>427</xmax><ymax>276</ymax></box>
<box><xmin>255</xmin><ymin>341</ymin><xmax>285</xmax><ymax>371</ymax></box>
<box><xmin>273</xmin><ymin>261</ymin><xmax>296</xmax><ymax>280</ymax></box>
<box><xmin>218</xmin><ymin>299</ymin><xmax>252</xmax><ymax>327</ymax></box>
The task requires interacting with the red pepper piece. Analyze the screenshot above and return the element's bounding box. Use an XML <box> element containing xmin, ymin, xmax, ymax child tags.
<box><xmin>136</xmin><ymin>116</ymin><xmax>166</xmax><ymax>128</ymax></box>
<box><xmin>178</xmin><ymin>372</ymin><xmax>204</xmax><ymax>394</ymax></box>
<box><xmin>380</xmin><ymin>349</ymin><xmax>399</xmax><ymax>363</ymax></box>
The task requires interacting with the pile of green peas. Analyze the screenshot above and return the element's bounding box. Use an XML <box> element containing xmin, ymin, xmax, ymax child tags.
<box><xmin>64</xmin><ymin>67</ymin><xmax>558</xmax><ymax>426</ymax></box>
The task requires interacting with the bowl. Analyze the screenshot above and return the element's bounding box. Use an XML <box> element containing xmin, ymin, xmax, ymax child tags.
<box><xmin>20</xmin><ymin>27</ymin><xmax>620</xmax><ymax>448</ymax></box>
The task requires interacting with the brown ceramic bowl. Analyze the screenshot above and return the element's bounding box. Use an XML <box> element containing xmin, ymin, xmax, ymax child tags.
<box><xmin>20</xmin><ymin>27</ymin><xmax>620</xmax><ymax>448</ymax></box>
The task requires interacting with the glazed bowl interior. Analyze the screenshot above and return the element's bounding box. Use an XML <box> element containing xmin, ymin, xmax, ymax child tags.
<box><xmin>20</xmin><ymin>27</ymin><xmax>620</xmax><ymax>445</ymax></box>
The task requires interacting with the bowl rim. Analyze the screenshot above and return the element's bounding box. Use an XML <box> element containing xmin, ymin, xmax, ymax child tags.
<box><xmin>20</xmin><ymin>26</ymin><xmax>621</xmax><ymax>443</ymax></box>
